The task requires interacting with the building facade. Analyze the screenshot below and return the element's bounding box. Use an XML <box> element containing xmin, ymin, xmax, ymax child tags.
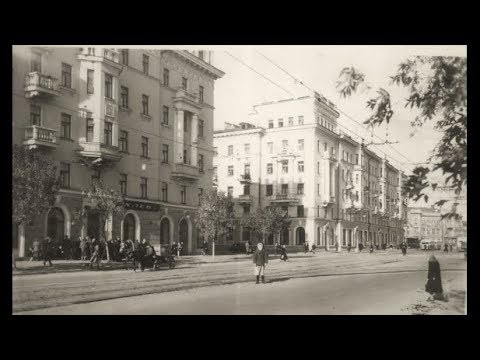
<box><xmin>12</xmin><ymin>46</ymin><xmax>224</xmax><ymax>257</ymax></box>
<box><xmin>213</xmin><ymin>94</ymin><xmax>407</xmax><ymax>250</ymax></box>
<box><xmin>405</xmin><ymin>207</ymin><xmax>466</xmax><ymax>249</ymax></box>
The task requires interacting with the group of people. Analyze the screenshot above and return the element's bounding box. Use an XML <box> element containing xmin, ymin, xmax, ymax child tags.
<box><xmin>302</xmin><ymin>242</ymin><xmax>317</xmax><ymax>254</ymax></box>
<box><xmin>169</xmin><ymin>242</ymin><xmax>184</xmax><ymax>257</ymax></box>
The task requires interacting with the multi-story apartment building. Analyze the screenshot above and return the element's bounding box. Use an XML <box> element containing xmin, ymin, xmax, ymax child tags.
<box><xmin>213</xmin><ymin>93</ymin><xmax>406</xmax><ymax>250</ymax></box>
<box><xmin>12</xmin><ymin>46</ymin><xmax>224</xmax><ymax>257</ymax></box>
<box><xmin>405</xmin><ymin>207</ymin><xmax>466</xmax><ymax>249</ymax></box>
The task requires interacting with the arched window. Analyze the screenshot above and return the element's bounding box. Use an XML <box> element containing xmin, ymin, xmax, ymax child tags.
<box><xmin>47</xmin><ymin>207</ymin><xmax>64</xmax><ymax>243</ymax></box>
<box><xmin>296</xmin><ymin>227</ymin><xmax>305</xmax><ymax>245</ymax></box>
<box><xmin>179</xmin><ymin>219</ymin><xmax>188</xmax><ymax>247</ymax></box>
<box><xmin>123</xmin><ymin>213</ymin><xmax>136</xmax><ymax>241</ymax></box>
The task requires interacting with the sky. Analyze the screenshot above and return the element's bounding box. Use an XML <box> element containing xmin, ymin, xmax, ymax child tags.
<box><xmin>210</xmin><ymin>45</ymin><xmax>466</xmax><ymax>177</ymax></box>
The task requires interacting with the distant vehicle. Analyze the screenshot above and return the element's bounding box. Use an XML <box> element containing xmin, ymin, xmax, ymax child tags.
<box><xmin>406</xmin><ymin>238</ymin><xmax>420</xmax><ymax>249</ymax></box>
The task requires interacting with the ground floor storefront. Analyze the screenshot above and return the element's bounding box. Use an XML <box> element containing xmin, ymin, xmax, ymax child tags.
<box><xmin>12</xmin><ymin>190</ymin><xmax>206</xmax><ymax>258</ymax></box>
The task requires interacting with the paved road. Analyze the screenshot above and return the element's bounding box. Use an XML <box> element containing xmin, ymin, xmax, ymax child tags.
<box><xmin>13</xmin><ymin>252</ymin><xmax>466</xmax><ymax>314</ymax></box>
<box><xmin>17</xmin><ymin>270</ymin><xmax>466</xmax><ymax>315</ymax></box>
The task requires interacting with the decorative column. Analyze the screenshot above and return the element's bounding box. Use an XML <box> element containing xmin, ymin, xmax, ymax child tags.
<box><xmin>191</xmin><ymin>113</ymin><xmax>198</xmax><ymax>167</ymax></box>
<box><xmin>336</xmin><ymin>221</ymin><xmax>343</xmax><ymax>252</ymax></box>
<box><xmin>354</xmin><ymin>226</ymin><xmax>360</xmax><ymax>252</ymax></box>
<box><xmin>175</xmin><ymin>109</ymin><xmax>184</xmax><ymax>163</ymax></box>
<box><xmin>324</xmin><ymin>224</ymin><xmax>330</xmax><ymax>251</ymax></box>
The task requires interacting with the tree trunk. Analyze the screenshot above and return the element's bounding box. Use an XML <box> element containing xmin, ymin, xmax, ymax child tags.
<box><xmin>213</xmin><ymin>228</ymin><xmax>217</xmax><ymax>258</ymax></box>
<box><xmin>100</xmin><ymin>215</ymin><xmax>110</xmax><ymax>262</ymax></box>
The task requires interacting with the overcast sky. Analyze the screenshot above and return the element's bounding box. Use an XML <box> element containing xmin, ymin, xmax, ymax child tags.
<box><xmin>212</xmin><ymin>45</ymin><xmax>466</xmax><ymax>176</ymax></box>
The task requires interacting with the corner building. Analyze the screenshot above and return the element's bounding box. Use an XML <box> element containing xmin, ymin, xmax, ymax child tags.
<box><xmin>12</xmin><ymin>46</ymin><xmax>224</xmax><ymax>257</ymax></box>
<box><xmin>213</xmin><ymin>93</ymin><xmax>407</xmax><ymax>251</ymax></box>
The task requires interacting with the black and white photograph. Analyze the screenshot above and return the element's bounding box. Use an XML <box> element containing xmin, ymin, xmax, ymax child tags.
<box><xmin>11</xmin><ymin>45</ymin><xmax>467</xmax><ymax>315</ymax></box>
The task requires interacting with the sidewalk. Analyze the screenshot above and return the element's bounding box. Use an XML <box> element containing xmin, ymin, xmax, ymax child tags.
<box><xmin>12</xmin><ymin>249</ymin><xmax>458</xmax><ymax>276</ymax></box>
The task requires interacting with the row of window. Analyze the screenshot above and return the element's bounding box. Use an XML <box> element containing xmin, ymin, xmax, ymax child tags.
<box><xmin>238</xmin><ymin>204</ymin><xmax>305</xmax><ymax>217</ymax></box>
<box><xmin>59</xmin><ymin>164</ymin><xmax>203</xmax><ymax>204</ymax></box>
<box><xmin>268</xmin><ymin>116</ymin><xmax>304</xmax><ymax>128</ymax></box>
<box><xmin>118</xmin><ymin>50</ymin><xmax>205</xmax><ymax>102</ymax></box>
<box><xmin>31</xmin><ymin>104</ymin><xmax>205</xmax><ymax>139</ymax></box>
<box><xmin>224</xmin><ymin>160</ymin><xmax>305</xmax><ymax>177</ymax></box>
<box><xmin>31</xmin><ymin>50</ymin><xmax>205</xmax><ymax>104</ymax></box>
<box><xmin>226</xmin><ymin>183</ymin><xmax>306</xmax><ymax>198</ymax></box>
<box><xmin>315</xmin><ymin>114</ymin><xmax>336</xmax><ymax>132</ymax></box>
<box><xmin>341</xmin><ymin>150</ymin><xmax>358</xmax><ymax>164</ymax></box>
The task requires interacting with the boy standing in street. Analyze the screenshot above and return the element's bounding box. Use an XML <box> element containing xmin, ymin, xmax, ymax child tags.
<box><xmin>253</xmin><ymin>242</ymin><xmax>268</xmax><ymax>284</ymax></box>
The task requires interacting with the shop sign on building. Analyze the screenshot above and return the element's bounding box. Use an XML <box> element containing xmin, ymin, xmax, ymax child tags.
<box><xmin>125</xmin><ymin>200</ymin><xmax>160</xmax><ymax>212</ymax></box>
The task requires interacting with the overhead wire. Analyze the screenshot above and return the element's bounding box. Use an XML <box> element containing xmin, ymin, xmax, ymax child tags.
<box><xmin>254</xmin><ymin>50</ymin><xmax>418</xmax><ymax>169</ymax></box>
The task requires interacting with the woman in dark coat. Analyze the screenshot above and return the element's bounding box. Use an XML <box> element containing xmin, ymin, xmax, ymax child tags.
<box><xmin>426</xmin><ymin>255</ymin><xmax>443</xmax><ymax>299</ymax></box>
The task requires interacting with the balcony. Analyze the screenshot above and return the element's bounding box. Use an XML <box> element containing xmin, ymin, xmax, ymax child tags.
<box><xmin>238</xmin><ymin>173</ymin><xmax>251</xmax><ymax>184</ymax></box>
<box><xmin>238</xmin><ymin>194</ymin><xmax>253</xmax><ymax>203</ymax></box>
<box><xmin>321</xmin><ymin>196</ymin><xmax>336</xmax><ymax>207</ymax></box>
<box><xmin>23</xmin><ymin>125</ymin><xmax>58</xmax><ymax>150</ymax></box>
<box><xmin>270</xmin><ymin>193</ymin><xmax>300</xmax><ymax>205</ymax></box>
<box><xmin>24</xmin><ymin>72</ymin><xmax>60</xmax><ymax>99</ymax></box>
<box><xmin>323</xmin><ymin>150</ymin><xmax>337</xmax><ymax>162</ymax></box>
<box><xmin>173</xmin><ymin>88</ymin><xmax>202</xmax><ymax>109</ymax></box>
<box><xmin>171</xmin><ymin>163</ymin><xmax>200</xmax><ymax>183</ymax></box>
<box><xmin>77</xmin><ymin>141</ymin><xmax>122</xmax><ymax>163</ymax></box>
<box><xmin>77</xmin><ymin>48</ymin><xmax>123</xmax><ymax>71</ymax></box>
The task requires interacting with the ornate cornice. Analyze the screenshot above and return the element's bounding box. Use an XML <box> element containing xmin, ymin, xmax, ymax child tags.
<box><xmin>164</xmin><ymin>50</ymin><xmax>225</xmax><ymax>81</ymax></box>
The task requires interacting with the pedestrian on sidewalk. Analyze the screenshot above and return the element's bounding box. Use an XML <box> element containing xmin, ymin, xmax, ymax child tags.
<box><xmin>171</xmin><ymin>242</ymin><xmax>178</xmax><ymax>257</ymax></box>
<box><xmin>335</xmin><ymin>241</ymin><xmax>339</xmax><ymax>252</ymax></box>
<box><xmin>253</xmin><ymin>242</ymin><xmax>268</xmax><ymax>284</ymax></box>
<box><xmin>359</xmin><ymin>243</ymin><xmax>364</xmax><ymax>252</ymax></box>
<box><xmin>444</xmin><ymin>244</ymin><xmax>449</xmax><ymax>253</ymax></box>
<box><xmin>178</xmin><ymin>242</ymin><xmax>183</xmax><ymax>257</ymax></box>
<box><xmin>369</xmin><ymin>243</ymin><xmax>374</xmax><ymax>253</ymax></box>
<box><xmin>347</xmin><ymin>242</ymin><xmax>351</xmax><ymax>252</ymax></box>
<box><xmin>71</xmin><ymin>236</ymin><xmax>80</xmax><ymax>260</ymax></box>
<box><xmin>280</xmin><ymin>245</ymin><xmax>289</xmax><ymax>262</ymax></box>
<box><xmin>80</xmin><ymin>237</ymin><xmax>87</xmax><ymax>260</ymax></box>
<box><xmin>245</xmin><ymin>240</ymin><xmax>250</xmax><ymax>256</ymax></box>
<box><xmin>42</xmin><ymin>237</ymin><xmax>53</xmax><ymax>267</ymax></box>
<box><xmin>425</xmin><ymin>255</ymin><xmax>444</xmax><ymax>300</ymax></box>
<box><xmin>400</xmin><ymin>242</ymin><xmax>407</xmax><ymax>256</ymax></box>
<box><xmin>310</xmin><ymin>243</ymin><xmax>316</xmax><ymax>254</ymax></box>
<box><xmin>202</xmin><ymin>240</ymin><xmax>208</xmax><ymax>256</ymax></box>
<box><xmin>303</xmin><ymin>242</ymin><xmax>309</xmax><ymax>254</ymax></box>
<box><xmin>85</xmin><ymin>236</ymin><xmax>92</xmax><ymax>260</ymax></box>
<box><xmin>30</xmin><ymin>238</ymin><xmax>41</xmax><ymax>261</ymax></box>
<box><xmin>89</xmin><ymin>238</ymin><xmax>101</xmax><ymax>270</ymax></box>
<box><xmin>62</xmin><ymin>235</ymin><xmax>71</xmax><ymax>260</ymax></box>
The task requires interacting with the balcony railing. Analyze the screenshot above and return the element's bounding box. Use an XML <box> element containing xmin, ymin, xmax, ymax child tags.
<box><xmin>77</xmin><ymin>141</ymin><xmax>122</xmax><ymax>162</ymax></box>
<box><xmin>239</xmin><ymin>173</ymin><xmax>251</xmax><ymax>183</ymax></box>
<box><xmin>270</xmin><ymin>193</ymin><xmax>300</xmax><ymax>203</ymax></box>
<box><xmin>323</xmin><ymin>150</ymin><xmax>337</xmax><ymax>161</ymax></box>
<box><xmin>77</xmin><ymin>48</ymin><xmax>122</xmax><ymax>70</ymax></box>
<box><xmin>238</xmin><ymin>194</ymin><xmax>252</xmax><ymax>202</ymax></box>
<box><xmin>103</xmin><ymin>48</ymin><xmax>120</xmax><ymax>63</ymax></box>
<box><xmin>24</xmin><ymin>72</ymin><xmax>60</xmax><ymax>98</ymax></box>
<box><xmin>171</xmin><ymin>163</ymin><xmax>200</xmax><ymax>182</ymax></box>
<box><xmin>23</xmin><ymin>125</ymin><xmax>58</xmax><ymax>149</ymax></box>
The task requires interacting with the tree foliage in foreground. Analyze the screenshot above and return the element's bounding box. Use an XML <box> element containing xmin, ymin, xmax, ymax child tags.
<box><xmin>336</xmin><ymin>56</ymin><xmax>466</xmax><ymax>219</ymax></box>
<box><xmin>197</xmin><ymin>190</ymin><xmax>235</xmax><ymax>243</ymax></box>
<box><xmin>75</xmin><ymin>179</ymin><xmax>125</xmax><ymax>260</ymax></box>
<box><xmin>12</xmin><ymin>145</ymin><xmax>59</xmax><ymax>226</ymax></box>
<box><xmin>241</xmin><ymin>206</ymin><xmax>291</xmax><ymax>243</ymax></box>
